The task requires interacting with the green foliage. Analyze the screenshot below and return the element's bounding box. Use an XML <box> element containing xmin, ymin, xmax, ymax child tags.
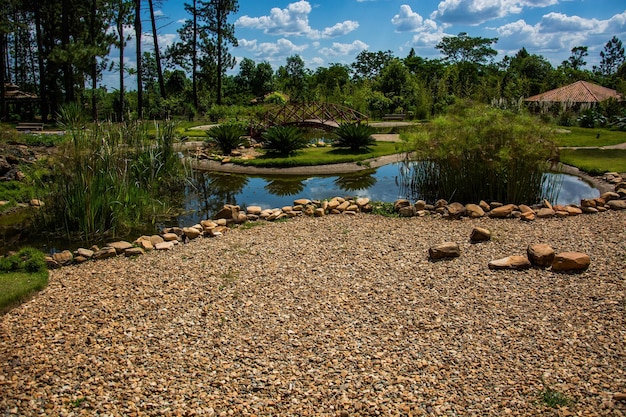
<box><xmin>56</xmin><ymin>102</ymin><xmax>88</xmax><ymax>130</ymax></box>
<box><xmin>553</xmin><ymin>127</ymin><xmax>626</xmax><ymax>147</ymax></box>
<box><xmin>206</xmin><ymin>123</ymin><xmax>246</xmax><ymax>154</ymax></box>
<box><xmin>34</xmin><ymin>120</ymin><xmax>185</xmax><ymax>240</ymax></box>
<box><xmin>333</xmin><ymin>123</ymin><xmax>376</xmax><ymax>151</ymax></box>
<box><xmin>539</xmin><ymin>386</ymin><xmax>574</xmax><ymax>409</ymax></box>
<box><xmin>261</xmin><ymin>125</ymin><xmax>308</xmax><ymax>156</ymax></box>
<box><xmin>577</xmin><ymin>109</ymin><xmax>607</xmax><ymax>128</ymax></box>
<box><xmin>370</xmin><ymin>201</ymin><xmax>398</xmax><ymax>217</ymax></box>
<box><xmin>0</xmin><ymin>247</ymin><xmax>48</xmax><ymax>313</ymax></box>
<box><xmin>403</xmin><ymin>103</ymin><xmax>559</xmax><ymax>204</ymax></box>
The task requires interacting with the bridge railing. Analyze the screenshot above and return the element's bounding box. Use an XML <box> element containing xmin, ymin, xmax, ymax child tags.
<box><xmin>262</xmin><ymin>102</ymin><xmax>368</xmax><ymax>131</ymax></box>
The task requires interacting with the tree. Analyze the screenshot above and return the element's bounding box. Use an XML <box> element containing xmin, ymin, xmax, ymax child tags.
<box><xmin>436</xmin><ymin>32</ymin><xmax>498</xmax><ymax>65</ymax></box>
<box><xmin>563</xmin><ymin>46</ymin><xmax>588</xmax><ymax>71</ymax></box>
<box><xmin>276</xmin><ymin>55</ymin><xmax>310</xmax><ymax>102</ymax></box>
<box><xmin>134</xmin><ymin>0</ymin><xmax>142</xmax><ymax>119</ymax></box>
<box><xmin>113</xmin><ymin>0</ymin><xmax>133</xmax><ymax>121</ymax></box>
<box><xmin>351</xmin><ymin>50</ymin><xmax>394</xmax><ymax>80</ymax></box>
<box><xmin>148</xmin><ymin>0</ymin><xmax>166</xmax><ymax>99</ymax></box>
<box><xmin>203</xmin><ymin>0</ymin><xmax>238</xmax><ymax>105</ymax></box>
<box><xmin>598</xmin><ymin>36</ymin><xmax>625</xmax><ymax>77</ymax></box>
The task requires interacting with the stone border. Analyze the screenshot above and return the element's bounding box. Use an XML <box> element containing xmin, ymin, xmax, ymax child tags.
<box><xmin>43</xmin><ymin>175</ymin><xmax>626</xmax><ymax>269</ymax></box>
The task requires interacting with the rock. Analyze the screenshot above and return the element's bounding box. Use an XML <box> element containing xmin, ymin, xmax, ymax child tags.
<box><xmin>581</xmin><ymin>206</ymin><xmax>599</xmax><ymax>214</ymax></box>
<box><xmin>155</xmin><ymin>241</ymin><xmax>175</xmax><ymax>251</ymax></box>
<box><xmin>489</xmin><ymin>202</ymin><xmax>503</xmax><ymax>209</ymax></box>
<box><xmin>247</xmin><ymin>206</ymin><xmax>262</xmax><ymax>215</ymax></box>
<box><xmin>429</xmin><ymin>242</ymin><xmax>460</xmax><ymax>260</ymax></box>
<box><xmin>135</xmin><ymin>237</ymin><xmax>154</xmax><ymax>251</ymax></box>
<box><xmin>394</xmin><ymin>199</ymin><xmax>411</xmax><ymax>212</ymax></box>
<box><xmin>45</xmin><ymin>256</ymin><xmax>59</xmax><ymax>269</ymax></box>
<box><xmin>304</xmin><ymin>205</ymin><xmax>315</xmax><ymax>216</ymax></box>
<box><xmin>536</xmin><ymin>208</ymin><xmax>555</xmax><ymax>218</ymax></box>
<box><xmin>356</xmin><ymin>197</ymin><xmax>370</xmax><ymax>208</ymax></box>
<box><xmin>125</xmin><ymin>247</ymin><xmax>145</xmax><ymax>257</ymax></box>
<box><xmin>489</xmin><ymin>204</ymin><xmax>514</xmax><ymax>218</ymax></box>
<box><xmin>314</xmin><ymin>208</ymin><xmax>325</xmax><ymax>217</ymax></box>
<box><xmin>347</xmin><ymin>204</ymin><xmax>359</xmax><ymax>212</ymax></box>
<box><xmin>52</xmin><ymin>250</ymin><xmax>73</xmax><ymax>266</ymax></box>
<box><xmin>337</xmin><ymin>201</ymin><xmax>351</xmax><ymax>212</ymax></box>
<box><xmin>518</xmin><ymin>204</ymin><xmax>535</xmax><ymax>215</ymax></box>
<box><xmin>488</xmin><ymin>256</ymin><xmax>532</xmax><ymax>270</ymax></box>
<box><xmin>543</xmin><ymin>199</ymin><xmax>553</xmax><ymax>210</ymax></box>
<box><xmin>435</xmin><ymin>199</ymin><xmax>448</xmax><ymax>208</ymax></box>
<box><xmin>398</xmin><ymin>206</ymin><xmax>415</xmax><ymax>217</ymax></box>
<box><xmin>214</xmin><ymin>204</ymin><xmax>240</xmax><ymax>222</ymax></box>
<box><xmin>555</xmin><ymin>210</ymin><xmax>569</xmax><ymax>218</ymax></box>
<box><xmin>446</xmin><ymin>202</ymin><xmax>466</xmax><ymax>218</ymax></box>
<box><xmin>606</xmin><ymin>200</ymin><xmax>626</xmax><ymax>210</ymax></box>
<box><xmin>527</xmin><ymin>244</ymin><xmax>555</xmax><ymax>267</ymax></box>
<box><xmin>327</xmin><ymin>199</ymin><xmax>340</xmax><ymax>210</ymax></box>
<box><xmin>76</xmin><ymin>248</ymin><xmax>94</xmax><ymax>259</ymax></box>
<box><xmin>551</xmin><ymin>252</ymin><xmax>591</xmax><ymax>272</ymax></box>
<box><xmin>183</xmin><ymin>227</ymin><xmax>202</xmax><ymax>240</ymax></box>
<box><xmin>600</xmin><ymin>191</ymin><xmax>620</xmax><ymax>201</ymax></box>
<box><xmin>293</xmin><ymin>198</ymin><xmax>311</xmax><ymax>206</ymax></box>
<box><xmin>479</xmin><ymin>200</ymin><xmax>491</xmax><ymax>212</ymax></box>
<box><xmin>150</xmin><ymin>235</ymin><xmax>164</xmax><ymax>245</ymax></box>
<box><xmin>107</xmin><ymin>241</ymin><xmax>133</xmax><ymax>254</ymax></box>
<box><xmin>414</xmin><ymin>200</ymin><xmax>427</xmax><ymax>211</ymax></box>
<box><xmin>93</xmin><ymin>247</ymin><xmax>117</xmax><ymax>260</ymax></box>
<box><xmin>29</xmin><ymin>199</ymin><xmax>44</xmax><ymax>207</ymax></box>
<box><xmin>162</xmin><ymin>233</ymin><xmax>179</xmax><ymax>242</ymax></box>
<box><xmin>520</xmin><ymin>211</ymin><xmax>536</xmax><ymax>221</ymax></box>
<box><xmin>580</xmin><ymin>198</ymin><xmax>596</xmax><ymax>208</ymax></box>
<box><xmin>465</xmin><ymin>204</ymin><xmax>485</xmax><ymax>218</ymax></box>
<box><xmin>566</xmin><ymin>206</ymin><xmax>582</xmax><ymax>216</ymax></box>
<box><xmin>470</xmin><ymin>227</ymin><xmax>491</xmax><ymax>242</ymax></box>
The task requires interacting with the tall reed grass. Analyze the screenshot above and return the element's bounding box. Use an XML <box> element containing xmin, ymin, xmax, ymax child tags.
<box><xmin>36</xmin><ymin>106</ymin><xmax>187</xmax><ymax>240</ymax></box>
<box><xmin>401</xmin><ymin>102</ymin><xmax>561</xmax><ymax>205</ymax></box>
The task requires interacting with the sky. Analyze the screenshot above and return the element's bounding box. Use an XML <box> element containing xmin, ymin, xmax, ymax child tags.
<box><xmin>103</xmin><ymin>0</ymin><xmax>626</xmax><ymax>89</ymax></box>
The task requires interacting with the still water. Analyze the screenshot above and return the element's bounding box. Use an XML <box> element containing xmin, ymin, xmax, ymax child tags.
<box><xmin>176</xmin><ymin>162</ymin><xmax>600</xmax><ymax>225</ymax></box>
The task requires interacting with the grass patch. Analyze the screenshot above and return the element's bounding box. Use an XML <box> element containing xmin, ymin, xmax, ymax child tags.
<box><xmin>559</xmin><ymin>149</ymin><xmax>626</xmax><ymax>175</ymax></box>
<box><xmin>370</xmin><ymin>201</ymin><xmax>398</xmax><ymax>217</ymax></box>
<box><xmin>235</xmin><ymin>141</ymin><xmax>402</xmax><ymax>168</ymax></box>
<box><xmin>0</xmin><ymin>247</ymin><xmax>49</xmax><ymax>314</ymax></box>
<box><xmin>538</xmin><ymin>386</ymin><xmax>574</xmax><ymax>409</ymax></box>
<box><xmin>554</xmin><ymin>126</ymin><xmax>626</xmax><ymax>147</ymax></box>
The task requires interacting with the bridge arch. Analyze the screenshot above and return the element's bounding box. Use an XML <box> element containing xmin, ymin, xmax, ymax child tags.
<box><xmin>260</xmin><ymin>102</ymin><xmax>369</xmax><ymax>132</ymax></box>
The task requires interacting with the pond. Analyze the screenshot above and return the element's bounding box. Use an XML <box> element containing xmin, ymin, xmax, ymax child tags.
<box><xmin>0</xmin><ymin>162</ymin><xmax>600</xmax><ymax>255</ymax></box>
<box><xmin>175</xmin><ymin>162</ymin><xmax>600</xmax><ymax>225</ymax></box>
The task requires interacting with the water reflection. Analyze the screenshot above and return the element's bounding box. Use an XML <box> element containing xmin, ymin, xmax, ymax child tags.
<box><xmin>333</xmin><ymin>170</ymin><xmax>377</xmax><ymax>191</ymax></box>
<box><xmin>264</xmin><ymin>177</ymin><xmax>306</xmax><ymax>196</ymax></box>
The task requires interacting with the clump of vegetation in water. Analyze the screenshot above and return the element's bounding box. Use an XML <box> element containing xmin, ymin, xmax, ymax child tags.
<box><xmin>33</xmin><ymin>103</ymin><xmax>187</xmax><ymax>240</ymax></box>
<box><xmin>401</xmin><ymin>101</ymin><xmax>560</xmax><ymax>205</ymax></box>
<box><xmin>333</xmin><ymin>123</ymin><xmax>376</xmax><ymax>151</ymax></box>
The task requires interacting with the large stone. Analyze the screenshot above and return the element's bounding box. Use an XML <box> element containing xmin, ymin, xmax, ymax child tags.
<box><xmin>293</xmin><ymin>198</ymin><xmax>311</xmax><ymax>206</ymax></box>
<box><xmin>428</xmin><ymin>242</ymin><xmax>460</xmax><ymax>260</ymax></box>
<box><xmin>135</xmin><ymin>237</ymin><xmax>154</xmax><ymax>251</ymax></box>
<box><xmin>527</xmin><ymin>244</ymin><xmax>555</xmax><ymax>267</ymax></box>
<box><xmin>337</xmin><ymin>201</ymin><xmax>351</xmax><ymax>212</ymax></box>
<box><xmin>470</xmin><ymin>227</ymin><xmax>491</xmax><ymax>242</ymax></box>
<box><xmin>75</xmin><ymin>248</ymin><xmax>94</xmax><ymax>259</ymax></box>
<box><xmin>52</xmin><ymin>250</ymin><xmax>73</xmax><ymax>266</ymax></box>
<box><xmin>183</xmin><ymin>227</ymin><xmax>202</xmax><ymax>240</ymax></box>
<box><xmin>155</xmin><ymin>241</ymin><xmax>175</xmax><ymax>251</ymax></box>
<box><xmin>327</xmin><ymin>199</ymin><xmax>340</xmax><ymax>210</ymax></box>
<box><xmin>314</xmin><ymin>208</ymin><xmax>325</xmax><ymax>217</ymax></box>
<box><xmin>446</xmin><ymin>202</ymin><xmax>466</xmax><ymax>218</ymax></box>
<box><xmin>398</xmin><ymin>206</ymin><xmax>415</xmax><ymax>217</ymax></box>
<box><xmin>488</xmin><ymin>255</ymin><xmax>531</xmax><ymax>270</ymax></box>
<box><xmin>125</xmin><ymin>247</ymin><xmax>145</xmax><ymax>257</ymax></box>
<box><xmin>606</xmin><ymin>200</ymin><xmax>626</xmax><ymax>210</ymax></box>
<box><xmin>536</xmin><ymin>208</ymin><xmax>555</xmax><ymax>218</ymax></box>
<box><xmin>394</xmin><ymin>199</ymin><xmax>411</xmax><ymax>212</ymax></box>
<box><xmin>150</xmin><ymin>235</ymin><xmax>164</xmax><ymax>245</ymax></box>
<box><xmin>465</xmin><ymin>204</ymin><xmax>485</xmax><ymax>218</ymax></box>
<box><xmin>246</xmin><ymin>206</ymin><xmax>262</xmax><ymax>215</ymax></box>
<box><xmin>356</xmin><ymin>197</ymin><xmax>370</xmax><ymax>208</ymax></box>
<box><xmin>107</xmin><ymin>241</ymin><xmax>133</xmax><ymax>254</ymax></box>
<box><xmin>566</xmin><ymin>206</ymin><xmax>582</xmax><ymax>216</ymax></box>
<box><xmin>600</xmin><ymin>191</ymin><xmax>620</xmax><ymax>201</ymax></box>
<box><xmin>214</xmin><ymin>204</ymin><xmax>240</xmax><ymax>221</ymax></box>
<box><xmin>518</xmin><ymin>204</ymin><xmax>535</xmax><ymax>215</ymax></box>
<box><xmin>551</xmin><ymin>252</ymin><xmax>591</xmax><ymax>272</ymax></box>
<box><xmin>489</xmin><ymin>204</ymin><xmax>515</xmax><ymax>218</ymax></box>
<box><xmin>162</xmin><ymin>232</ymin><xmax>179</xmax><ymax>242</ymax></box>
<box><xmin>93</xmin><ymin>247</ymin><xmax>117</xmax><ymax>260</ymax></box>
<box><xmin>414</xmin><ymin>200</ymin><xmax>427</xmax><ymax>211</ymax></box>
<box><xmin>520</xmin><ymin>211</ymin><xmax>536</xmax><ymax>221</ymax></box>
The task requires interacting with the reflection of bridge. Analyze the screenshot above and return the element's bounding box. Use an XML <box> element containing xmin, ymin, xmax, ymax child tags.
<box><xmin>261</xmin><ymin>102</ymin><xmax>369</xmax><ymax>131</ymax></box>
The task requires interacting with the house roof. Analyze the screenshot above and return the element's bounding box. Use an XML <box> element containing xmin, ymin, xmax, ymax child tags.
<box><xmin>525</xmin><ymin>80</ymin><xmax>622</xmax><ymax>103</ymax></box>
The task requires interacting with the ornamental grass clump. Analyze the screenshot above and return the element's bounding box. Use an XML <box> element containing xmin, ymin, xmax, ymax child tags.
<box><xmin>333</xmin><ymin>123</ymin><xmax>376</xmax><ymax>151</ymax></box>
<box><xmin>402</xmin><ymin>102</ymin><xmax>560</xmax><ymax>205</ymax></box>
<box><xmin>205</xmin><ymin>122</ymin><xmax>246</xmax><ymax>155</ymax></box>
<box><xmin>262</xmin><ymin>125</ymin><xmax>308</xmax><ymax>156</ymax></box>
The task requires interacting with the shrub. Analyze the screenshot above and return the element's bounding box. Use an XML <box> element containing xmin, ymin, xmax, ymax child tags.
<box><xmin>262</xmin><ymin>125</ymin><xmax>308</xmax><ymax>156</ymax></box>
<box><xmin>333</xmin><ymin>123</ymin><xmax>376</xmax><ymax>151</ymax></box>
<box><xmin>0</xmin><ymin>247</ymin><xmax>47</xmax><ymax>274</ymax></box>
<box><xmin>577</xmin><ymin>109</ymin><xmax>607</xmax><ymax>128</ymax></box>
<box><xmin>402</xmin><ymin>102</ymin><xmax>559</xmax><ymax>205</ymax></box>
<box><xmin>206</xmin><ymin>123</ymin><xmax>246</xmax><ymax>155</ymax></box>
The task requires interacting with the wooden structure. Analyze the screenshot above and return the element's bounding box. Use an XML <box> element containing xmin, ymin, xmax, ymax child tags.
<box><xmin>261</xmin><ymin>102</ymin><xmax>368</xmax><ymax>132</ymax></box>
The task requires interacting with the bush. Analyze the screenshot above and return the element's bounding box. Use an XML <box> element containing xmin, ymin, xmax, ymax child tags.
<box><xmin>206</xmin><ymin>123</ymin><xmax>246</xmax><ymax>155</ymax></box>
<box><xmin>333</xmin><ymin>123</ymin><xmax>376</xmax><ymax>151</ymax></box>
<box><xmin>577</xmin><ymin>109</ymin><xmax>607</xmax><ymax>128</ymax></box>
<box><xmin>262</xmin><ymin>125</ymin><xmax>308</xmax><ymax>156</ymax></box>
<box><xmin>0</xmin><ymin>247</ymin><xmax>47</xmax><ymax>274</ymax></box>
<box><xmin>402</xmin><ymin>102</ymin><xmax>559</xmax><ymax>205</ymax></box>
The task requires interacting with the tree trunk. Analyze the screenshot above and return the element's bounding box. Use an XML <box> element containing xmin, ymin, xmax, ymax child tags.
<box><xmin>216</xmin><ymin>4</ymin><xmax>222</xmax><ymax>105</ymax></box>
<box><xmin>192</xmin><ymin>0</ymin><xmax>198</xmax><ymax>112</ymax></box>
<box><xmin>89</xmin><ymin>0</ymin><xmax>98</xmax><ymax>121</ymax></box>
<box><xmin>148</xmin><ymin>0</ymin><xmax>166</xmax><ymax>99</ymax></box>
<box><xmin>135</xmin><ymin>0</ymin><xmax>142</xmax><ymax>119</ymax></box>
<box><xmin>0</xmin><ymin>32</ymin><xmax>5</xmax><ymax>121</ymax></box>
<box><xmin>61</xmin><ymin>0</ymin><xmax>74</xmax><ymax>103</ymax></box>
<box><xmin>33</xmin><ymin>1</ymin><xmax>48</xmax><ymax>122</ymax></box>
<box><xmin>118</xmin><ymin>5</ymin><xmax>125</xmax><ymax>122</ymax></box>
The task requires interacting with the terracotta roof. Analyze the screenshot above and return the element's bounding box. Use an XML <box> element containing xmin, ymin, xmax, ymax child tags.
<box><xmin>525</xmin><ymin>80</ymin><xmax>622</xmax><ymax>103</ymax></box>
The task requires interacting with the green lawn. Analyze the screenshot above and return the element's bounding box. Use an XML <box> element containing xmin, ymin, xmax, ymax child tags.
<box><xmin>554</xmin><ymin>126</ymin><xmax>626</xmax><ymax>147</ymax></box>
<box><xmin>0</xmin><ymin>248</ymin><xmax>49</xmax><ymax>314</ymax></box>
<box><xmin>559</xmin><ymin>149</ymin><xmax>626</xmax><ymax>175</ymax></box>
<box><xmin>235</xmin><ymin>141</ymin><xmax>404</xmax><ymax>168</ymax></box>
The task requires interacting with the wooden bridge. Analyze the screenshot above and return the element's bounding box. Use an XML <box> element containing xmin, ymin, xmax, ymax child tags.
<box><xmin>260</xmin><ymin>102</ymin><xmax>368</xmax><ymax>132</ymax></box>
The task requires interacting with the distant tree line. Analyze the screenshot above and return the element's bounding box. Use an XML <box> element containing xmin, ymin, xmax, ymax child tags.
<box><xmin>1</xmin><ymin>0</ymin><xmax>625</xmax><ymax>123</ymax></box>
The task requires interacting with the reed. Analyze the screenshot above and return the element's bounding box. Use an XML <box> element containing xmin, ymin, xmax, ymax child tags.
<box><xmin>401</xmin><ymin>103</ymin><xmax>560</xmax><ymax>205</ymax></box>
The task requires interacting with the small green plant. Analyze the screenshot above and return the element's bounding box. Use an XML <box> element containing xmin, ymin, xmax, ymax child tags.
<box><xmin>262</xmin><ymin>125</ymin><xmax>308</xmax><ymax>156</ymax></box>
<box><xmin>69</xmin><ymin>397</ymin><xmax>86</xmax><ymax>408</ymax></box>
<box><xmin>205</xmin><ymin>123</ymin><xmax>246</xmax><ymax>155</ymax></box>
<box><xmin>539</xmin><ymin>386</ymin><xmax>573</xmax><ymax>409</ymax></box>
<box><xmin>370</xmin><ymin>201</ymin><xmax>398</xmax><ymax>217</ymax></box>
<box><xmin>333</xmin><ymin>123</ymin><xmax>376</xmax><ymax>151</ymax></box>
<box><xmin>0</xmin><ymin>247</ymin><xmax>48</xmax><ymax>313</ymax></box>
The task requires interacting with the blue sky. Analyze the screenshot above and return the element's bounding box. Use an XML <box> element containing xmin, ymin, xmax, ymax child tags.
<box><xmin>104</xmin><ymin>0</ymin><xmax>626</xmax><ymax>88</ymax></box>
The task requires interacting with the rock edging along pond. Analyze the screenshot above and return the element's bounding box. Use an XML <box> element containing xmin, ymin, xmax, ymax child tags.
<box><xmin>44</xmin><ymin>175</ymin><xmax>626</xmax><ymax>270</ymax></box>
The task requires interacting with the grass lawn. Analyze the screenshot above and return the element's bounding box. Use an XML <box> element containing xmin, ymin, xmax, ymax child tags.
<box><xmin>0</xmin><ymin>270</ymin><xmax>48</xmax><ymax>314</ymax></box>
<box><xmin>554</xmin><ymin>126</ymin><xmax>626</xmax><ymax>147</ymax></box>
<box><xmin>559</xmin><ymin>149</ymin><xmax>626</xmax><ymax>175</ymax></box>
<box><xmin>235</xmin><ymin>141</ymin><xmax>404</xmax><ymax>168</ymax></box>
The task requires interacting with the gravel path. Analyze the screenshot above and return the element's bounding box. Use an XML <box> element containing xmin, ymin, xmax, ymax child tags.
<box><xmin>2</xmin><ymin>212</ymin><xmax>625</xmax><ymax>416</ymax></box>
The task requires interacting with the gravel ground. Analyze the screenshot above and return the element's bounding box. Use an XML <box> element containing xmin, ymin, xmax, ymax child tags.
<box><xmin>1</xmin><ymin>212</ymin><xmax>625</xmax><ymax>416</ymax></box>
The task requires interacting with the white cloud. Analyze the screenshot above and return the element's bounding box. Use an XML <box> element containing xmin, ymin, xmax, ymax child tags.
<box><xmin>539</xmin><ymin>12</ymin><xmax>603</xmax><ymax>33</ymax></box>
<box><xmin>392</xmin><ymin>5</ymin><xmax>438</xmax><ymax>32</ymax></box>
<box><xmin>430</xmin><ymin>0</ymin><xmax>558</xmax><ymax>26</ymax></box>
<box><xmin>237</xmin><ymin>38</ymin><xmax>258</xmax><ymax>50</ymax></box>
<box><xmin>308</xmin><ymin>57</ymin><xmax>324</xmax><ymax>66</ymax></box>
<box><xmin>318</xmin><ymin>40</ymin><xmax>369</xmax><ymax>57</ymax></box>
<box><xmin>256</xmin><ymin>38</ymin><xmax>308</xmax><ymax>58</ymax></box>
<box><xmin>236</xmin><ymin>1</ymin><xmax>358</xmax><ymax>40</ymax></box>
